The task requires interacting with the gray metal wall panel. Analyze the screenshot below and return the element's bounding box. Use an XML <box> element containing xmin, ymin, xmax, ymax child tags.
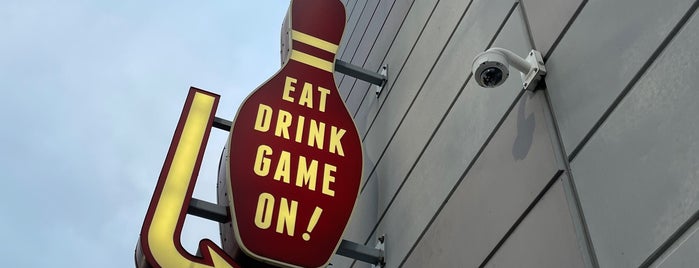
<box><xmin>343</xmin><ymin>0</ymin><xmax>400</xmax><ymax>114</ymax></box>
<box><xmin>359</xmin><ymin>0</ymin><xmax>475</xmax><ymax>200</ymax></box>
<box><xmin>347</xmin><ymin>170</ymin><xmax>379</xmax><ymax>244</ymax></box>
<box><xmin>337</xmin><ymin>0</ymin><xmax>369</xmax><ymax>98</ymax></box>
<box><xmin>339</xmin><ymin>0</ymin><xmax>361</xmax><ymax>53</ymax></box>
<box><xmin>338</xmin><ymin>73</ymin><xmax>356</xmax><ymax>101</ymax></box>
<box><xmin>350</xmin><ymin>0</ymin><xmax>396</xmax><ymax>70</ymax></box>
<box><xmin>653</xmin><ymin>221</ymin><xmax>699</xmax><ymax>268</ymax></box>
<box><xmin>544</xmin><ymin>0</ymin><xmax>695</xmax><ymax>154</ymax></box>
<box><xmin>520</xmin><ymin>0</ymin><xmax>583</xmax><ymax>56</ymax></box>
<box><xmin>362</xmin><ymin>0</ymin><xmax>472</xmax><ymax>151</ymax></box>
<box><xmin>351</xmin><ymin>0</ymin><xmax>415</xmax><ymax>135</ymax></box>
<box><xmin>355</xmin><ymin>0</ymin><xmax>438</xmax><ymax>139</ymax></box>
<box><xmin>345</xmin><ymin>0</ymin><xmax>438</xmax><ymax>175</ymax></box>
<box><xmin>329</xmin><ymin>172</ymin><xmax>379</xmax><ymax>268</ymax></box>
<box><xmin>344</xmin><ymin>79</ymin><xmax>370</xmax><ymax>115</ymax></box>
<box><xmin>569</xmin><ymin>9</ymin><xmax>699</xmax><ymax>267</ymax></box>
<box><xmin>358</xmin><ymin>0</ymin><xmax>414</xmax><ymax>73</ymax></box>
<box><xmin>337</xmin><ymin>0</ymin><xmax>381</xmax><ymax>101</ymax></box>
<box><xmin>341</xmin><ymin>0</ymin><xmax>379</xmax><ymax>64</ymax></box>
<box><xmin>395</xmin><ymin>89</ymin><xmax>561</xmax><ymax>267</ymax></box>
<box><xmin>484</xmin><ymin>178</ymin><xmax>586</xmax><ymax>268</ymax></box>
<box><xmin>371</xmin><ymin>0</ymin><xmax>521</xmax><ymax>217</ymax></box>
<box><xmin>341</xmin><ymin>0</ymin><xmax>399</xmax><ymax>114</ymax></box>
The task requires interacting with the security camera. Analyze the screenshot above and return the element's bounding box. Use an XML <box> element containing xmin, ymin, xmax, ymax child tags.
<box><xmin>471</xmin><ymin>48</ymin><xmax>546</xmax><ymax>91</ymax></box>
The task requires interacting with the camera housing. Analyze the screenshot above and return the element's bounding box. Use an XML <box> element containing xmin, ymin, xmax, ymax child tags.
<box><xmin>472</xmin><ymin>50</ymin><xmax>510</xmax><ymax>88</ymax></box>
<box><xmin>471</xmin><ymin>48</ymin><xmax>546</xmax><ymax>91</ymax></box>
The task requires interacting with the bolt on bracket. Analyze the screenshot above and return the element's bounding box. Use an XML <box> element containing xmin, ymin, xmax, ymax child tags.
<box><xmin>521</xmin><ymin>50</ymin><xmax>546</xmax><ymax>91</ymax></box>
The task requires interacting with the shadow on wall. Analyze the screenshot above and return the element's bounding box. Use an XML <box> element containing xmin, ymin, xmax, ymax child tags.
<box><xmin>513</xmin><ymin>92</ymin><xmax>536</xmax><ymax>160</ymax></box>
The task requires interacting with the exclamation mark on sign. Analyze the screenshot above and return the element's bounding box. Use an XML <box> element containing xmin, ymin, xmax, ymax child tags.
<box><xmin>302</xmin><ymin>207</ymin><xmax>323</xmax><ymax>241</ymax></box>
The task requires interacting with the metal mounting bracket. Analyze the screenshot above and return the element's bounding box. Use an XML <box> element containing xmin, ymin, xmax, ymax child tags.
<box><xmin>334</xmin><ymin>59</ymin><xmax>387</xmax><ymax>89</ymax></box>
<box><xmin>374</xmin><ymin>65</ymin><xmax>388</xmax><ymax>97</ymax></box>
<box><xmin>336</xmin><ymin>237</ymin><xmax>385</xmax><ymax>266</ymax></box>
<box><xmin>521</xmin><ymin>50</ymin><xmax>546</xmax><ymax>91</ymax></box>
<box><xmin>373</xmin><ymin>235</ymin><xmax>386</xmax><ymax>267</ymax></box>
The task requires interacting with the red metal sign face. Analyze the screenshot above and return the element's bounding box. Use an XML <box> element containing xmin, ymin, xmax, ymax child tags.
<box><xmin>226</xmin><ymin>0</ymin><xmax>361</xmax><ymax>267</ymax></box>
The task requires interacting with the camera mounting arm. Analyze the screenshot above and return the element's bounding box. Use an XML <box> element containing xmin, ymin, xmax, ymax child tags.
<box><xmin>487</xmin><ymin>48</ymin><xmax>531</xmax><ymax>74</ymax></box>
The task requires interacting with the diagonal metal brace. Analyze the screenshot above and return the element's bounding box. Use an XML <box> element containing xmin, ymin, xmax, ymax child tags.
<box><xmin>334</xmin><ymin>59</ymin><xmax>387</xmax><ymax>87</ymax></box>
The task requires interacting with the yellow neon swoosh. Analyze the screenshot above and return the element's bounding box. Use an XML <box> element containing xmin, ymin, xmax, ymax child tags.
<box><xmin>146</xmin><ymin>91</ymin><xmax>235</xmax><ymax>268</ymax></box>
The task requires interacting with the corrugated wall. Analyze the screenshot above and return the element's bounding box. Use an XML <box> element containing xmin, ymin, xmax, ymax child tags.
<box><xmin>332</xmin><ymin>0</ymin><xmax>699</xmax><ymax>267</ymax></box>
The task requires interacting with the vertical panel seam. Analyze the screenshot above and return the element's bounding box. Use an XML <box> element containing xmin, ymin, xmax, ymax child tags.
<box><xmin>517</xmin><ymin>0</ymin><xmax>538</xmax><ymax>50</ymax></box>
<box><xmin>542</xmin><ymin>0</ymin><xmax>589</xmax><ymax>60</ymax></box>
<box><xmin>519</xmin><ymin>1</ymin><xmax>600</xmax><ymax>267</ymax></box>
<box><xmin>541</xmin><ymin>86</ymin><xmax>601</xmax><ymax>268</ymax></box>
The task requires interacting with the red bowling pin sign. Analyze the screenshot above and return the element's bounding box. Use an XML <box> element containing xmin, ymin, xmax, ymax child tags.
<box><xmin>225</xmin><ymin>0</ymin><xmax>363</xmax><ymax>267</ymax></box>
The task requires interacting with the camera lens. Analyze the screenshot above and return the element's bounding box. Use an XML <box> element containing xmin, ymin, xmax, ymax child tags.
<box><xmin>480</xmin><ymin>67</ymin><xmax>503</xmax><ymax>87</ymax></box>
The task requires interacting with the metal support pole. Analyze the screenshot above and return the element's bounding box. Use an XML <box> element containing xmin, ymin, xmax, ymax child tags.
<box><xmin>187</xmin><ymin>198</ymin><xmax>230</xmax><ymax>223</ymax></box>
<box><xmin>336</xmin><ymin>239</ymin><xmax>385</xmax><ymax>266</ymax></box>
<box><xmin>334</xmin><ymin>59</ymin><xmax>387</xmax><ymax>87</ymax></box>
<box><xmin>213</xmin><ymin>117</ymin><xmax>232</xmax><ymax>131</ymax></box>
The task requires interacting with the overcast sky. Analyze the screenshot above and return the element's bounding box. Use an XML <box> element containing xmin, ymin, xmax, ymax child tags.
<box><xmin>0</xmin><ymin>1</ymin><xmax>289</xmax><ymax>267</ymax></box>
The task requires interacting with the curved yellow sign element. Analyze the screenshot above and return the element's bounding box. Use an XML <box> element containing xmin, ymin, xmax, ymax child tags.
<box><xmin>137</xmin><ymin>88</ymin><xmax>239</xmax><ymax>268</ymax></box>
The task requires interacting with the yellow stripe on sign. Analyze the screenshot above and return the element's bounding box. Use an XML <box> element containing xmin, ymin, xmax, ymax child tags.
<box><xmin>149</xmin><ymin>92</ymin><xmax>218</xmax><ymax>268</ymax></box>
<box><xmin>289</xmin><ymin>50</ymin><xmax>334</xmax><ymax>72</ymax></box>
<box><xmin>291</xmin><ymin>30</ymin><xmax>339</xmax><ymax>54</ymax></box>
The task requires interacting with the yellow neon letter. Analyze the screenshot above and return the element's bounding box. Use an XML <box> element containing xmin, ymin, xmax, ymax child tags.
<box><xmin>296</xmin><ymin>156</ymin><xmax>318</xmax><ymax>190</ymax></box>
<box><xmin>255</xmin><ymin>193</ymin><xmax>275</xmax><ymax>229</ymax></box>
<box><xmin>317</xmin><ymin>86</ymin><xmax>330</xmax><ymax>112</ymax></box>
<box><xmin>322</xmin><ymin>164</ymin><xmax>336</xmax><ymax>197</ymax></box>
<box><xmin>275</xmin><ymin>109</ymin><xmax>292</xmax><ymax>139</ymax></box>
<box><xmin>254</xmin><ymin>104</ymin><xmax>273</xmax><ymax>132</ymax></box>
<box><xmin>283</xmin><ymin>76</ymin><xmax>297</xmax><ymax>103</ymax></box>
<box><xmin>329</xmin><ymin>126</ymin><xmax>346</xmax><ymax>156</ymax></box>
<box><xmin>298</xmin><ymin>82</ymin><xmax>314</xmax><ymax>109</ymax></box>
<box><xmin>276</xmin><ymin>197</ymin><xmax>298</xmax><ymax>236</ymax></box>
<box><xmin>295</xmin><ymin>115</ymin><xmax>305</xmax><ymax>143</ymax></box>
<box><xmin>253</xmin><ymin>145</ymin><xmax>273</xmax><ymax>176</ymax></box>
<box><xmin>274</xmin><ymin>150</ymin><xmax>291</xmax><ymax>183</ymax></box>
<box><xmin>308</xmin><ymin>119</ymin><xmax>325</xmax><ymax>150</ymax></box>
